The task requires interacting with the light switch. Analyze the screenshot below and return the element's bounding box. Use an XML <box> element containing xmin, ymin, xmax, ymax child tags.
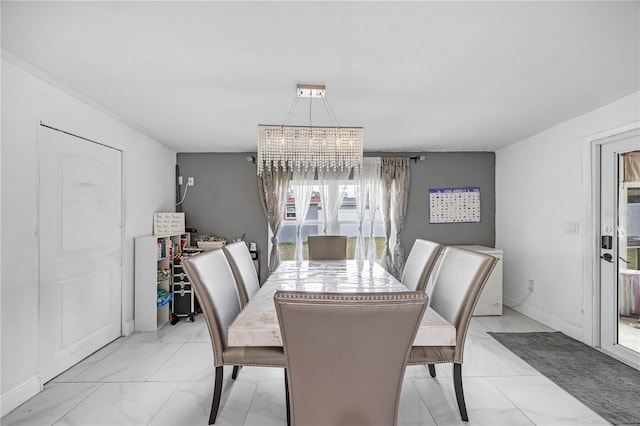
<box><xmin>566</xmin><ymin>221</ymin><xmax>579</xmax><ymax>235</ymax></box>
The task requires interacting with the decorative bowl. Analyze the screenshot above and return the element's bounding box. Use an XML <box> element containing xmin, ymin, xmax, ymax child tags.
<box><xmin>197</xmin><ymin>240</ymin><xmax>226</xmax><ymax>251</ymax></box>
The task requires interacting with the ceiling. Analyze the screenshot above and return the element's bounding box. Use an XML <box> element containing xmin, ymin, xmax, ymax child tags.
<box><xmin>2</xmin><ymin>1</ymin><xmax>639</xmax><ymax>153</ymax></box>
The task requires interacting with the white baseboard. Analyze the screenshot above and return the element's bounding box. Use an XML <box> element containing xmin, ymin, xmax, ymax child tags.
<box><xmin>504</xmin><ymin>296</ymin><xmax>584</xmax><ymax>342</ymax></box>
<box><xmin>1</xmin><ymin>375</ymin><xmax>42</xmax><ymax>417</ymax></box>
<box><xmin>122</xmin><ymin>319</ymin><xmax>135</xmax><ymax>337</ymax></box>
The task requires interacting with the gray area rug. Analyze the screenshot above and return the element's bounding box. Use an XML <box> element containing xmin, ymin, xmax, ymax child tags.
<box><xmin>489</xmin><ymin>331</ymin><xmax>640</xmax><ymax>426</ymax></box>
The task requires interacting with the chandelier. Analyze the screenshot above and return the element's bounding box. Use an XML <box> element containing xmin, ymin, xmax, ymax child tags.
<box><xmin>257</xmin><ymin>84</ymin><xmax>363</xmax><ymax>176</ymax></box>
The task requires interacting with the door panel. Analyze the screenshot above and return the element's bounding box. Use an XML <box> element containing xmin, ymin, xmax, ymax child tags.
<box><xmin>38</xmin><ymin>125</ymin><xmax>122</xmax><ymax>383</ymax></box>
<box><xmin>62</xmin><ymin>155</ymin><xmax>115</xmax><ymax>252</ymax></box>
<box><xmin>599</xmin><ymin>129</ymin><xmax>640</xmax><ymax>366</ymax></box>
<box><xmin>60</xmin><ymin>268</ymin><xmax>114</xmax><ymax>348</ymax></box>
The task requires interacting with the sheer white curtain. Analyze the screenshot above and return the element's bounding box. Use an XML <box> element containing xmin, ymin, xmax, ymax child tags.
<box><xmin>292</xmin><ymin>168</ymin><xmax>315</xmax><ymax>261</ymax></box>
<box><xmin>354</xmin><ymin>178</ymin><xmax>367</xmax><ymax>261</ymax></box>
<box><xmin>354</xmin><ymin>158</ymin><xmax>381</xmax><ymax>261</ymax></box>
<box><xmin>319</xmin><ymin>169</ymin><xmax>351</xmax><ymax>235</ymax></box>
<box><xmin>366</xmin><ymin>165</ymin><xmax>381</xmax><ymax>262</ymax></box>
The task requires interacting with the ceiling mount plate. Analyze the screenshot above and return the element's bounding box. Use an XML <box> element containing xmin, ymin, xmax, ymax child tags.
<box><xmin>297</xmin><ymin>84</ymin><xmax>326</xmax><ymax>98</ymax></box>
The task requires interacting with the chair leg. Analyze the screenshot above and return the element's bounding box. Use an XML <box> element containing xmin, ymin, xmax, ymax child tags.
<box><xmin>284</xmin><ymin>369</ymin><xmax>291</xmax><ymax>426</ymax></box>
<box><xmin>453</xmin><ymin>363</ymin><xmax>468</xmax><ymax>422</ymax></box>
<box><xmin>232</xmin><ymin>365</ymin><xmax>241</xmax><ymax>379</ymax></box>
<box><xmin>209</xmin><ymin>366</ymin><xmax>224</xmax><ymax>424</ymax></box>
<box><xmin>427</xmin><ymin>363</ymin><xmax>436</xmax><ymax>377</ymax></box>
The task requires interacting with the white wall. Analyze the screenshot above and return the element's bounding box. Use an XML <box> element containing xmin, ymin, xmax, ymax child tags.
<box><xmin>0</xmin><ymin>59</ymin><xmax>176</xmax><ymax>414</ymax></box>
<box><xmin>496</xmin><ymin>91</ymin><xmax>640</xmax><ymax>340</ymax></box>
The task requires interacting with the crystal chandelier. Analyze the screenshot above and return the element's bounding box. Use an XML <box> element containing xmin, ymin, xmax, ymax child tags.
<box><xmin>257</xmin><ymin>84</ymin><xmax>363</xmax><ymax>176</ymax></box>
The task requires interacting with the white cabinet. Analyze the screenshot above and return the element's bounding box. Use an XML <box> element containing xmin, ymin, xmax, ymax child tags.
<box><xmin>453</xmin><ymin>245</ymin><xmax>503</xmax><ymax>316</ymax></box>
<box><xmin>135</xmin><ymin>233</ymin><xmax>190</xmax><ymax>331</ymax></box>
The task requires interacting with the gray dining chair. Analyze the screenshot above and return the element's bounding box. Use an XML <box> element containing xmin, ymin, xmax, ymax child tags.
<box><xmin>307</xmin><ymin>235</ymin><xmax>348</xmax><ymax>260</ymax></box>
<box><xmin>223</xmin><ymin>241</ymin><xmax>260</xmax><ymax>307</ymax></box>
<box><xmin>401</xmin><ymin>239</ymin><xmax>444</xmax><ymax>292</ymax></box>
<box><xmin>222</xmin><ymin>241</ymin><xmax>262</xmax><ymax>379</ymax></box>
<box><xmin>182</xmin><ymin>250</ymin><xmax>288</xmax><ymax>425</ymax></box>
<box><xmin>408</xmin><ymin>246</ymin><xmax>497</xmax><ymax>422</ymax></box>
<box><xmin>274</xmin><ymin>291</ymin><xmax>428</xmax><ymax>426</ymax></box>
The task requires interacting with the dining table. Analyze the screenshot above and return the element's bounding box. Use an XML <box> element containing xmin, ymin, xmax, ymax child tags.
<box><xmin>227</xmin><ymin>260</ymin><xmax>456</xmax><ymax>347</ymax></box>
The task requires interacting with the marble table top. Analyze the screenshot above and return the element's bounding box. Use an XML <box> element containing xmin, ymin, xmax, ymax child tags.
<box><xmin>228</xmin><ymin>260</ymin><xmax>456</xmax><ymax>347</ymax></box>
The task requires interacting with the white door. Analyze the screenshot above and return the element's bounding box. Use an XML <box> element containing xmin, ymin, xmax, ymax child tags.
<box><xmin>599</xmin><ymin>129</ymin><xmax>640</xmax><ymax>367</ymax></box>
<box><xmin>38</xmin><ymin>125</ymin><xmax>123</xmax><ymax>383</ymax></box>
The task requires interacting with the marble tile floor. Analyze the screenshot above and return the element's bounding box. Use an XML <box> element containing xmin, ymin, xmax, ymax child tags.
<box><xmin>3</xmin><ymin>308</ymin><xmax>612</xmax><ymax>426</ymax></box>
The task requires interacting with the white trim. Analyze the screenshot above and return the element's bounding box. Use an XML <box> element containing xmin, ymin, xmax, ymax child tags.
<box><xmin>1</xmin><ymin>376</ymin><xmax>42</xmax><ymax>417</ymax></box>
<box><xmin>120</xmin><ymin>149</ymin><xmax>128</xmax><ymax>338</ymax></box>
<box><xmin>581</xmin><ymin>121</ymin><xmax>640</xmax><ymax>348</ymax></box>
<box><xmin>582</xmin><ymin>134</ymin><xmax>599</xmax><ymax>346</ymax></box>
<box><xmin>2</xmin><ymin>49</ymin><xmax>168</xmax><ymax>149</ymax></box>
<box><xmin>122</xmin><ymin>319</ymin><xmax>135</xmax><ymax>337</ymax></box>
<box><xmin>504</xmin><ymin>296</ymin><xmax>583</xmax><ymax>340</ymax></box>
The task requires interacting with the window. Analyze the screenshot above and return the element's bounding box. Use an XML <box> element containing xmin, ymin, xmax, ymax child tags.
<box><xmin>284</xmin><ymin>206</ymin><xmax>296</xmax><ymax>220</ymax></box>
<box><xmin>277</xmin><ymin>181</ymin><xmax>384</xmax><ymax>260</ymax></box>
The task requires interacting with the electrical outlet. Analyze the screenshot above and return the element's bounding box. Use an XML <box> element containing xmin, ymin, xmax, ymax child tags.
<box><xmin>187</xmin><ymin>177</ymin><xmax>195</xmax><ymax>186</ymax></box>
<box><xmin>528</xmin><ymin>279</ymin><xmax>535</xmax><ymax>292</ymax></box>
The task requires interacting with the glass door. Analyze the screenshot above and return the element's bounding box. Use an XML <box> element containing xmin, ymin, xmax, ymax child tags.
<box><xmin>599</xmin><ymin>130</ymin><xmax>640</xmax><ymax>366</ymax></box>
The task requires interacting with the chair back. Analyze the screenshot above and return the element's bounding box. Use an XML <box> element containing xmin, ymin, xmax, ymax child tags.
<box><xmin>223</xmin><ymin>241</ymin><xmax>260</xmax><ymax>307</ymax></box>
<box><xmin>182</xmin><ymin>250</ymin><xmax>242</xmax><ymax>366</ymax></box>
<box><xmin>401</xmin><ymin>239</ymin><xmax>444</xmax><ymax>291</ymax></box>
<box><xmin>307</xmin><ymin>235</ymin><xmax>348</xmax><ymax>260</ymax></box>
<box><xmin>429</xmin><ymin>246</ymin><xmax>497</xmax><ymax>362</ymax></box>
<box><xmin>274</xmin><ymin>291</ymin><xmax>428</xmax><ymax>426</ymax></box>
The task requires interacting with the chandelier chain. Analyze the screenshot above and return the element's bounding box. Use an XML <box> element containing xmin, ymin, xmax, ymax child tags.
<box><xmin>321</xmin><ymin>97</ymin><xmax>340</xmax><ymax>127</ymax></box>
<box><xmin>283</xmin><ymin>95</ymin><xmax>300</xmax><ymax>126</ymax></box>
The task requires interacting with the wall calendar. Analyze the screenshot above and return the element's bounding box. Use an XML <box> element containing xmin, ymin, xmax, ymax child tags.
<box><xmin>429</xmin><ymin>187</ymin><xmax>481</xmax><ymax>224</ymax></box>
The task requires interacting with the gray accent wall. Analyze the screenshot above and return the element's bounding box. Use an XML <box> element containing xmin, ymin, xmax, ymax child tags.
<box><xmin>400</xmin><ymin>152</ymin><xmax>495</xmax><ymax>253</ymax></box>
<box><xmin>177</xmin><ymin>151</ymin><xmax>495</xmax><ymax>281</ymax></box>
<box><xmin>176</xmin><ymin>153</ymin><xmax>268</xmax><ymax>280</ymax></box>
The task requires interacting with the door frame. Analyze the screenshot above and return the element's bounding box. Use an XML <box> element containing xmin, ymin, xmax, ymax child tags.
<box><xmin>36</xmin><ymin>122</ymin><xmax>126</xmax><ymax>380</ymax></box>
<box><xmin>582</xmin><ymin>121</ymin><xmax>639</xmax><ymax>351</ymax></box>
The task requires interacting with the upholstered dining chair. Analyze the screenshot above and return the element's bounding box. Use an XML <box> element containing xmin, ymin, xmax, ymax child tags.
<box><xmin>222</xmin><ymin>241</ymin><xmax>262</xmax><ymax>379</ymax></box>
<box><xmin>274</xmin><ymin>291</ymin><xmax>428</xmax><ymax>426</ymax></box>
<box><xmin>408</xmin><ymin>246</ymin><xmax>497</xmax><ymax>422</ymax></box>
<box><xmin>182</xmin><ymin>250</ymin><xmax>288</xmax><ymax>425</ymax></box>
<box><xmin>223</xmin><ymin>241</ymin><xmax>260</xmax><ymax>307</ymax></box>
<box><xmin>401</xmin><ymin>239</ymin><xmax>444</xmax><ymax>292</ymax></box>
<box><xmin>307</xmin><ymin>235</ymin><xmax>348</xmax><ymax>260</ymax></box>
